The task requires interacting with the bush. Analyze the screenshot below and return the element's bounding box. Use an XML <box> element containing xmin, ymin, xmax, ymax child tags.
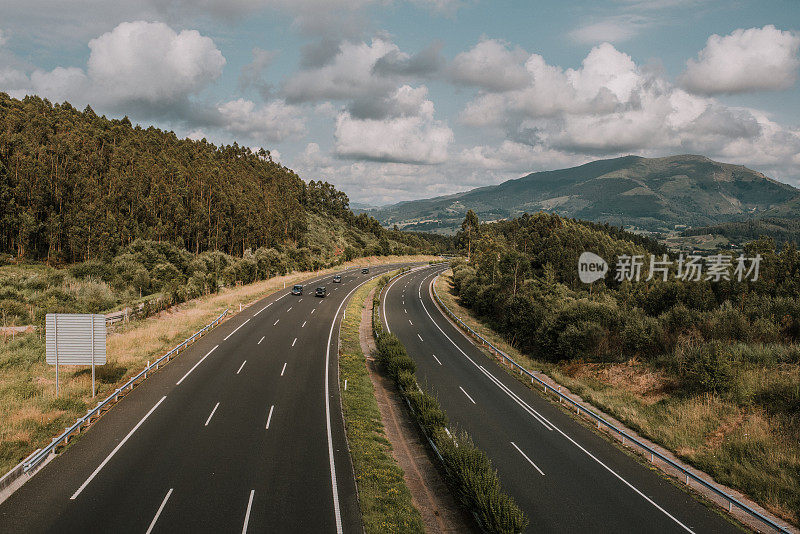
<box><xmin>435</xmin><ymin>430</ymin><xmax>528</xmax><ymax>534</ymax></box>
<box><xmin>375</xmin><ymin>333</ymin><xmax>416</xmax><ymax>380</ymax></box>
<box><xmin>680</xmin><ymin>342</ymin><xmax>735</xmax><ymax>394</ymax></box>
<box><xmin>373</xmin><ymin>321</ymin><xmax>526</xmax><ymax>533</ymax></box>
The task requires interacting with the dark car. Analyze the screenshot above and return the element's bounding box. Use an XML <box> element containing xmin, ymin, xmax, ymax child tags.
<box><xmin>291</xmin><ymin>284</ymin><xmax>303</xmax><ymax>295</ymax></box>
<box><xmin>333</xmin><ymin>275</ymin><xmax>342</xmax><ymax>283</ymax></box>
<box><xmin>361</xmin><ymin>267</ymin><xmax>369</xmax><ymax>274</ymax></box>
<box><xmin>315</xmin><ymin>286</ymin><xmax>327</xmax><ymax>298</ymax></box>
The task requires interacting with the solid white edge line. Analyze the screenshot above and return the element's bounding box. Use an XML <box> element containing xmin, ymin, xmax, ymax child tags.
<box><xmin>145</xmin><ymin>488</ymin><xmax>174</xmax><ymax>534</ymax></box>
<box><xmin>266</xmin><ymin>405</ymin><xmax>274</xmax><ymax>429</ymax></box>
<box><xmin>325</xmin><ymin>268</ymin><xmax>400</xmax><ymax>534</ymax></box>
<box><xmin>71</xmin><ymin>396</ymin><xmax>167</xmax><ymax>499</ymax></box>
<box><xmin>511</xmin><ymin>441</ymin><xmax>545</xmax><ymax>476</ymax></box>
<box><xmin>253</xmin><ymin>301</ymin><xmax>272</xmax><ymax>316</ymax></box>
<box><xmin>478</xmin><ymin>365</ymin><xmax>553</xmax><ymax>431</ymax></box>
<box><xmin>237</xmin><ymin>361</ymin><xmax>247</xmax><ymax>374</ymax></box>
<box><xmin>176</xmin><ymin>345</ymin><xmax>218</xmax><ymax>385</ymax></box>
<box><xmin>242</xmin><ymin>489</ymin><xmax>255</xmax><ymax>534</ymax></box>
<box><xmin>459</xmin><ymin>386</ymin><xmax>476</xmax><ymax>404</ymax></box>
<box><xmin>205</xmin><ymin>402</ymin><xmax>220</xmax><ymax>426</ymax></box>
<box><xmin>422</xmin><ymin>273</ymin><xmax>695</xmax><ymax>533</ymax></box>
<box><xmin>224</xmin><ymin>318</ymin><xmax>251</xmax><ymax>341</ymax></box>
<box><xmin>281</xmin><ymin>362</ymin><xmax>287</xmax><ymax>376</ymax></box>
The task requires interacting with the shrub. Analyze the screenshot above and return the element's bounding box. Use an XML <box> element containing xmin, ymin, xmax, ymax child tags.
<box><xmin>680</xmin><ymin>342</ymin><xmax>735</xmax><ymax>394</ymax></box>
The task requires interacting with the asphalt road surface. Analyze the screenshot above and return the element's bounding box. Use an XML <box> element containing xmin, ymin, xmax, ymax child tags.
<box><xmin>0</xmin><ymin>263</ymin><xmax>410</xmax><ymax>533</ymax></box>
<box><xmin>381</xmin><ymin>264</ymin><xmax>744</xmax><ymax>534</ymax></box>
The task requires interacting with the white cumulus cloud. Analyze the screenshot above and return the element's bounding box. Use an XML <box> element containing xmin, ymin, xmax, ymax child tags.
<box><xmin>334</xmin><ymin>85</ymin><xmax>453</xmax><ymax>164</ymax></box>
<box><xmin>87</xmin><ymin>21</ymin><xmax>226</xmax><ymax>104</ymax></box>
<box><xmin>449</xmin><ymin>38</ymin><xmax>530</xmax><ymax>92</ymax></box>
<box><xmin>215</xmin><ymin>98</ymin><xmax>306</xmax><ymax>142</ymax></box>
<box><xmin>681</xmin><ymin>25</ymin><xmax>800</xmax><ymax>94</ymax></box>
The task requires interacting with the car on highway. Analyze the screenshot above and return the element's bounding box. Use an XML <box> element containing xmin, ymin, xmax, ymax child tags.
<box><xmin>291</xmin><ymin>284</ymin><xmax>303</xmax><ymax>295</ymax></box>
<box><xmin>361</xmin><ymin>267</ymin><xmax>369</xmax><ymax>274</ymax></box>
<box><xmin>333</xmin><ymin>274</ymin><xmax>342</xmax><ymax>283</ymax></box>
<box><xmin>315</xmin><ymin>286</ymin><xmax>327</xmax><ymax>298</ymax></box>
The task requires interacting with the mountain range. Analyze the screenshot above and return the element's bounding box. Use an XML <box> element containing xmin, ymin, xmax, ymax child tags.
<box><xmin>368</xmin><ymin>155</ymin><xmax>800</xmax><ymax>234</ymax></box>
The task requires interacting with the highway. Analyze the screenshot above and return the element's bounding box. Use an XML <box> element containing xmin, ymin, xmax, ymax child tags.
<box><xmin>0</xmin><ymin>264</ymin><xmax>408</xmax><ymax>533</ymax></box>
<box><xmin>382</xmin><ymin>264</ymin><xmax>744</xmax><ymax>534</ymax></box>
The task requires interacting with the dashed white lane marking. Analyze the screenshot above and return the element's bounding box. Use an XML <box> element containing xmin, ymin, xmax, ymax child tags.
<box><xmin>292</xmin><ymin>338</ymin><xmax>297</xmax><ymax>347</ymax></box>
<box><xmin>460</xmin><ymin>386</ymin><xmax>476</xmax><ymax>404</ymax></box>
<box><xmin>419</xmin><ymin>274</ymin><xmax>695</xmax><ymax>533</ymax></box>
<box><xmin>145</xmin><ymin>488</ymin><xmax>173</xmax><ymax>534</ymax></box>
<box><xmin>274</xmin><ymin>319</ymin><xmax>280</xmax><ymax>326</ymax></box>
<box><xmin>176</xmin><ymin>346</ymin><xmax>218</xmax><ymax>385</ymax></box>
<box><xmin>417</xmin><ymin>333</ymin><xmax>423</xmax><ymax>342</ymax></box>
<box><xmin>511</xmin><ymin>442</ymin><xmax>545</xmax><ymax>476</ymax></box>
<box><xmin>205</xmin><ymin>402</ymin><xmax>220</xmax><ymax>426</ymax></box>
<box><xmin>224</xmin><ymin>319</ymin><xmax>251</xmax><ymax>341</ymax></box>
<box><xmin>242</xmin><ymin>490</ymin><xmax>255</xmax><ymax>534</ymax></box>
<box><xmin>237</xmin><ymin>361</ymin><xmax>246</xmax><ymax>374</ymax></box>
<box><xmin>432</xmin><ymin>354</ymin><xmax>442</xmax><ymax>365</ymax></box>
<box><xmin>266</xmin><ymin>405</ymin><xmax>274</xmax><ymax>429</ymax></box>
<box><xmin>409</xmin><ymin>319</ymin><xmax>413</xmax><ymax>325</ymax></box>
<box><xmin>287</xmin><ymin>306</ymin><xmax>293</xmax><ymax>312</ymax></box>
<box><xmin>281</xmin><ymin>362</ymin><xmax>287</xmax><ymax>376</ymax></box>
<box><xmin>258</xmin><ymin>336</ymin><xmax>265</xmax><ymax>344</ymax></box>
<box><xmin>302</xmin><ymin>321</ymin><xmax>307</xmax><ymax>328</ymax></box>
<box><xmin>311</xmin><ymin>309</ymin><xmax>316</xmax><ymax>314</ymax></box>
<box><xmin>71</xmin><ymin>396</ymin><xmax>167</xmax><ymax>499</ymax></box>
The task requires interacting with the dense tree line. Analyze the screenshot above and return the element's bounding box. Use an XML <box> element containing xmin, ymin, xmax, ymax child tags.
<box><xmin>450</xmin><ymin>212</ymin><xmax>800</xmax><ymax>393</ymax></box>
<box><xmin>0</xmin><ymin>93</ymin><xmax>451</xmax><ymax>264</ymax></box>
<box><xmin>683</xmin><ymin>217</ymin><xmax>800</xmax><ymax>247</ymax></box>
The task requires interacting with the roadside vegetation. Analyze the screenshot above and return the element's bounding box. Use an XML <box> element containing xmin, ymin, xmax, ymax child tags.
<box><xmin>338</xmin><ymin>272</ymin><xmax>425</xmax><ymax>533</ymax></box>
<box><xmin>445</xmin><ymin>210</ymin><xmax>800</xmax><ymax>524</ymax></box>
<box><xmin>0</xmin><ymin>255</ymin><xmax>439</xmax><ymax>475</ymax></box>
<box><xmin>372</xmin><ymin>275</ymin><xmax>527</xmax><ymax>534</ymax></box>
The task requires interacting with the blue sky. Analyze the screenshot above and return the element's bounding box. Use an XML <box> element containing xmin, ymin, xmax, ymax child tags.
<box><xmin>2</xmin><ymin>0</ymin><xmax>799</xmax><ymax>205</ymax></box>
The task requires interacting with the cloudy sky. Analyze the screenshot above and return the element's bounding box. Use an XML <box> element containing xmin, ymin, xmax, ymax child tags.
<box><xmin>2</xmin><ymin>1</ymin><xmax>800</xmax><ymax>206</ymax></box>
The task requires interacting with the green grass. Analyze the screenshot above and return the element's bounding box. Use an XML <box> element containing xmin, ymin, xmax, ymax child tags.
<box><xmin>338</xmin><ymin>273</ymin><xmax>425</xmax><ymax>534</ymax></box>
<box><xmin>435</xmin><ymin>270</ymin><xmax>800</xmax><ymax>525</ymax></box>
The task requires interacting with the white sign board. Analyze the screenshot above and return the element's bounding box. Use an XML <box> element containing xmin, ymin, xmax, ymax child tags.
<box><xmin>46</xmin><ymin>313</ymin><xmax>106</xmax><ymax>365</ymax></box>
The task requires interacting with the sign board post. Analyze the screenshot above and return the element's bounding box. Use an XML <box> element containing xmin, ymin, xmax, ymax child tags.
<box><xmin>46</xmin><ymin>314</ymin><xmax>106</xmax><ymax>398</ymax></box>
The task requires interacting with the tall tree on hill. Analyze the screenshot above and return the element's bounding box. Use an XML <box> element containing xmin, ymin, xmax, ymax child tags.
<box><xmin>460</xmin><ymin>209</ymin><xmax>480</xmax><ymax>261</ymax></box>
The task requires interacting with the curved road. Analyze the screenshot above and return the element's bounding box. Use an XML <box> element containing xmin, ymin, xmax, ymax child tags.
<box><xmin>381</xmin><ymin>264</ymin><xmax>744</xmax><ymax>534</ymax></box>
<box><xmin>0</xmin><ymin>263</ymin><xmax>411</xmax><ymax>533</ymax></box>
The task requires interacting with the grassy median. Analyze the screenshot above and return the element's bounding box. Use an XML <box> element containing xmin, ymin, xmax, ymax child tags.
<box><xmin>0</xmin><ymin>255</ymin><xmax>438</xmax><ymax>476</ymax></box>
<box><xmin>338</xmin><ymin>272</ymin><xmax>425</xmax><ymax>533</ymax></box>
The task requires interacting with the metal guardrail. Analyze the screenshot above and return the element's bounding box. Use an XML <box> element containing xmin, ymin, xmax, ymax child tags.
<box><xmin>20</xmin><ymin>308</ymin><xmax>229</xmax><ymax>473</ymax></box>
<box><xmin>429</xmin><ymin>272</ymin><xmax>792</xmax><ymax>534</ymax></box>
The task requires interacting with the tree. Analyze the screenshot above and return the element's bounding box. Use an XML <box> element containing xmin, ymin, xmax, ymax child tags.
<box><xmin>460</xmin><ymin>210</ymin><xmax>480</xmax><ymax>262</ymax></box>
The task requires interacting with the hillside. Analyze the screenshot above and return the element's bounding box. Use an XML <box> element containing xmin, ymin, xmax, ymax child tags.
<box><xmin>0</xmin><ymin>93</ymin><xmax>449</xmax><ymax>264</ymax></box>
<box><xmin>370</xmin><ymin>155</ymin><xmax>800</xmax><ymax>233</ymax></box>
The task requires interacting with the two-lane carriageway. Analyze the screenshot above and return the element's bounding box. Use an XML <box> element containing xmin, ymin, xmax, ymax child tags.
<box><xmin>382</xmin><ymin>264</ymin><xmax>743</xmax><ymax>534</ymax></box>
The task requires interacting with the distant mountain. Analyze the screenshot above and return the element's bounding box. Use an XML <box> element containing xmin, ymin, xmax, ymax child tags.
<box><xmin>370</xmin><ymin>155</ymin><xmax>800</xmax><ymax>234</ymax></box>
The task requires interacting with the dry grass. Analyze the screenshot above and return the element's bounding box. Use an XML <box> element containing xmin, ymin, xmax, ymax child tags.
<box><xmin>0</xmin><ymin>255</ymin><xmax>438</xmax><ymax>475</ymax></box>
<box><xmin>434</xmin><ymin>270</ymin><xmax>800</xmax><ymax>525</ymax></box>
